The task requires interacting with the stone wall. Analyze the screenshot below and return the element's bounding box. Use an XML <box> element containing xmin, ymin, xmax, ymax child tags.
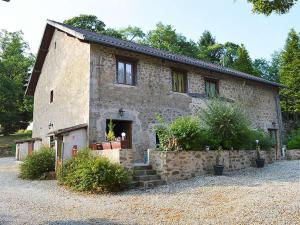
<box><xmin>89</xmin><ymin>44</ymin><xmax>281</xmax><ymax>162</ymax></box>
<box><xmin>286</xmin><ymin>150</ymin><xmax>300</xmax><ymax>160</ymax></box>
<box><xmin>149</xmin><ymin>149</ymin><xmax>275</xmax><ymax>182</ymax></box>
<box><xmin>92</xmin><ymin>149</ymin><xmax>134</xmax><ymax>169</ymax></box>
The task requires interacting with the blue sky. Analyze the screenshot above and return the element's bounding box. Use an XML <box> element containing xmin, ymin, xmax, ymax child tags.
<box><xmin>0</xmin><ymin>0</ymin><xmax>299</xmax><ymax>60</ymax></box>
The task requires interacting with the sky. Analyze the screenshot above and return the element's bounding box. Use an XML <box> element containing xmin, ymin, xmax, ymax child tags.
<box><xmin>0</xmin><ymin>0</ymin><xmax>299</xmax><ymax>60</ymax></box>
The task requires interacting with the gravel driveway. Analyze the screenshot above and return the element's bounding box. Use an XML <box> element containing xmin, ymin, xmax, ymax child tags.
<box><xmin>1</xmin><ymin>157</ymin><xmax>300</xmax><ymax>225</ymax></box>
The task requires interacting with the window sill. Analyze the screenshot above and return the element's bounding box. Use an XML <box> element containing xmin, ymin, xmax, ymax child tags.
<box><xmin>113</xmin><ymin>83</ymin><xmax>137</xmax><ymax>88</ymax></box>
<box><xmin>170</xmin><ymin>91</ymin><xmax>189</xmax><ymax>97</ymax></box>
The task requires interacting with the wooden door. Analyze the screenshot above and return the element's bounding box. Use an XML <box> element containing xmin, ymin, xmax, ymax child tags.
<box><xmin>28</xmin><ymin>142</ymin><xmax>33</xmax><ymax>156</ymax></box>
<box><xmin>56</xmin><ymin>135</ymin><xmax>63</xmax><ymax>168</ymax></box>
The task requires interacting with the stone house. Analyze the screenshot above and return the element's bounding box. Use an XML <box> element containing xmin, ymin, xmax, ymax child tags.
<box><xmin>25</xmin><ymin>20</ymin><xmax>284</xmax><ymax>163</ymax></box>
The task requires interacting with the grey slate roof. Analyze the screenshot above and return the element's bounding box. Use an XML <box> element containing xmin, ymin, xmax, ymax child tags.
<box><xmin>26</xmin><ymin>20</ymin><xmax>283</xmax><ymax>96</ymax></box>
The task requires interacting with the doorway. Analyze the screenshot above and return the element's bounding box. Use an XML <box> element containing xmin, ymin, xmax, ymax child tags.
<box><xmin>106</xmin><ymin>120</ymin><xmax>132</xmax><ymax>148</ymax></box>
<box><xmin>28</xmin><ymin>142</ymin><xmax>33</xmax><ymax>156</ymax></box>
<box><xmin>56</xmin><ymin>135</ymin><xmax>63</xmax><ymax>167</ymax></box>
<box><xmin>268</xmin><ymin>129</ymin><xmax>279</xmax><ymax>159</ymax></box>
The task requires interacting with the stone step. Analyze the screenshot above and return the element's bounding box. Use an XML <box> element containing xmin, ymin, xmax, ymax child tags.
<box><xmin>139</xmin><ymin>180</ymin><xmax>166</xmax><ymax>189</ymax></box>
<box><xmin>133</xmin><ymin>169</ymin><xmax>157</xmax><ymax>176</ymax></box>
<box><xmin>129</xmin><ymin>181</ymin><xmax>139</xmax><ymax>189</ymax></box>
<box><xmin>134</xmin><ymin>165</ymin><xmax>152</xmax><ymax>170</ymax></box>
<box><xmin>133</xmin><ymin>174</ymin><xmax>161</xmax><ymax>182</ymax></box>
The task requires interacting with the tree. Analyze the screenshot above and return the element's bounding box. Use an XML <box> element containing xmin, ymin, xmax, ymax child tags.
<box><xmin>0</xmin><ymin>30</ymin><xmax>34</xmax><ymax>134</ymax></box>
<box><xmin>64</xmin><ymin>15</ymin><xmax>106</xmax><ymax>33</ymax></box>
<box><xmin>231</xmin><ymin>44</ymin><xmax>256</xmax><ymax>75</ymax></box>
<box><xmin>280</xmin><ymin>29</ymin><xmax>300</xmax><ymax>112</ymax></box>
<box><xmin>247</xmin><ymin>0</ymin><xmax>298</xmax><ymax>15</ymax></box>
<box><xmin>143</xmin><ymin>23</ymin><xmax>198</xmax><ymax>58</ymax></box>
<box><xmin>220</xmin><ymin>42</ymin><xmax>240</xmax><ymax>68</ymax></box>
<box><xmin>119</xmin><ymin>26</ymin><xmax>145</xmax><ymax>41</ymax></box>
<box><xmin>197</xmin><ymin>31</ymin><xmax>223</xmax><ymax>64</ymax></box>
<box><xmin>103</xmin><ymin>28</ymin><xmax>124</xmax><ymax>39</ymax></box>
<box><xmin>253</xmin><ymin>52</ymin><xmax>281</xmax><ymax>82</ymax></box>
<box><xmin>64</xmin><ymin>15</ymin><xmax>124</xmax><ymax>39</ymax></box>
<box><xmin>268</xmin><ymin>51</ymin><xmax>281</xmax><ymax>82</ymax></box>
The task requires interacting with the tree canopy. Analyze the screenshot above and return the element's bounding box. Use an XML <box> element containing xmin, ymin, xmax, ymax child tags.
<box><xmin>63</xmin><ymin>14</ymin><xmax>123</xmax><ymax>39</ymax></box>
<box><xmin>279</xmin><ymin>29</ymin><xmax>300</xmax><ymax>112</ymax></box>
<box><xmin>232</xmin><ymin>44</ymin><xmax>256</xmax><ymax>75</ymax></box>
<box><xmin>64</xmin><ymin>15</ymin><xmax>106</xmax><ymax>33</ymax></box>
<box><xmin>197</xmin><ymin>31</ymin><xmax>223</xmax><ymax>64</ymax></box>
<box><xmin>253</xmin><ymin>52</ymin><xmax>281</xmax><ymax>82</ymax></box>
<box><xmin>142</xmin><ymin>22</ymin><xmax>198</xmax><ymax>58</ymax></box>
<box><xmin>119</xmin><ymin>26</ymin><xmax>145</xmax><ymax>41</ymax></box>
<box><xmin>247</xmin><ymin>0</ymin><xmax>298</xmax><ymax>15</ymax></box>
<box><xmin>0</xmin><ymin>30</ymin><xmax>34</xmax><ymax>134</ymax></box>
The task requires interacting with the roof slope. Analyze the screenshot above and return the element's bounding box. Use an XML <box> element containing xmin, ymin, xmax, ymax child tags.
<box><xmin>26</xmin><ymin>20</ymin><xmax>283</xmax><ymax>96</ymax></box>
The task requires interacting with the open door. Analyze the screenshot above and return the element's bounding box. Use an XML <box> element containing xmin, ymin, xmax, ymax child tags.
<box><xmin>268</xmin><ymin>129</ymin><xmax>279</xmax><ymax>159</ymax></box>
<box><xmin>106</xmin><ymin>120</ymin><xmax>132</xmax><ymax>148</ymax></box>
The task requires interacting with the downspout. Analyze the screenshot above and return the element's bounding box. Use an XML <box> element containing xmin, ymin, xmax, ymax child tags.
<box><xmin>275</xmin><ymin>94</ymin><xmax>284</xmax><ymax>158</ymax></box>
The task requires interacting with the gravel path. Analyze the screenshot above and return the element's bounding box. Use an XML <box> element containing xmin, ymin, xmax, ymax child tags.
<box><xmin>1</xmin><ymin>157</ymin><xmax>300</xmax><ymax>225</ymax></box>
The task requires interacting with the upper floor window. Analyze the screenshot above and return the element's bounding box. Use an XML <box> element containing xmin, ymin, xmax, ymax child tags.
<box><xmin>116</xmin><ymin>57</ymin><xmax>136</xmax><ymax>85</ymax></box>
<box><xmin>205</xmin><ymin>78</ymin><xmax>218</xmax><ymax>98</ymax></box>
<box><xmin>50</xmin><ymin>90</ymin><xmax>54</xmax><ymax>103</ymax></box>
<box><xmin>172</xmin><ymin>70</ymin><xmax>187</xmax><ymax>93</ymax></box>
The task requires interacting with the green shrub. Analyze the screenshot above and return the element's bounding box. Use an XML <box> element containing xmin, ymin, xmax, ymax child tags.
<box><xmin>20</xmin><ymin>147</ymin><xmax>55</xmax><ymax>179</ymax></box>
<box><xmin>153</xmin><ymin>115</ymin><xmax>178</xmax><ymax>151</ymax></box>
<box><xmin>243</xmin><ymin>129</ymin><xmax>273</xmax><ymax>150</ymax></box>
<box><xmin>154</xmin><ymin>115</ymin><xmax>218</xmax><ymax>151</ymax></box>
<box><xmin>57</xmin><ymin>148</ymin><xmax>130</xmax><ymax>193</ymax></box>
<box><xmin>199</xmin><ymin>99</ymin><xmax>251</xmax><ymax>150</ymax></box>
<box><xmin>16</xmin><ymin>129</ymin><xmax>32</xmax><ymax>135</ymax></box>
<box><xmin>287</xmin><ymin>128</ymin><xmax>300</xmax><ymax>149</ymax></box>
<box><xmin>170</xmin><ymin>116</ymin><xmax>202</xmax><ymax>150</ymax></box>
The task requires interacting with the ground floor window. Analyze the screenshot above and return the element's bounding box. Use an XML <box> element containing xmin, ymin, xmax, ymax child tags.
<box><xmin>49</xmin><ymin>136</ymin><xmax>55</xmax><ymax>148</ymax></box>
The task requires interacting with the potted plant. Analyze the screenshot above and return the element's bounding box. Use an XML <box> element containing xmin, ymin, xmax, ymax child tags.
<box><xmin>103</xmin><ymin>119</ymin><xmax>115</xmax><ymax>150</ymax></box>
<box><xmin>214</xmin><ymin>146</ymin><xmax>224</xmax><ymax>176</ymax></box>
<box><xmin>111</xmin><ymin>138</ymin><xmax>129</xmax><ymax>149</ymax></box>
<box><xmin>255</xmin><ymin>140</ymin><xmax>265</xmax><ymax>168</ymax></box>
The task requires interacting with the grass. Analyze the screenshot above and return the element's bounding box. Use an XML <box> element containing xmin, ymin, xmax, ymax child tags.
<box><xmin>0</xmin><ymin>131</ymin><xmax>32</xmax><ymax>157</ymax></box>
<box><xmin>0</xmin><ymin>132</ymin><xmax>32</xmax><ymax>148</ymax></box>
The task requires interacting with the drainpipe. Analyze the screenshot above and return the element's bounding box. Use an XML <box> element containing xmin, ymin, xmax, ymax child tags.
<box><xmin>275</xmin><ymin>94</ymin><xmax>284</xmax><ymax>158</ymax></box>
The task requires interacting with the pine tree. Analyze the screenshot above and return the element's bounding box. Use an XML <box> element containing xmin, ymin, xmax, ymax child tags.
<box><xmin>232</xmin><ymin>44</ymin><xmax>256</xmax><ymax>75</ymax></box>
<box><xmin>280</xmin><ymin>29</ymin><xmax>300</xmax><ymax>112</ymax></box>
<box><xmin>197</xmin><ymin>31</ymin><xmax>223</xmax><ymax>64</ymax></box>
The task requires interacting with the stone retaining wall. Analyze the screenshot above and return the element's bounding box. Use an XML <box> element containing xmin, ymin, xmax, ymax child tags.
<box><xmin>92</xmin><ymin>149</ymin><xmax>134</xmax><ymax>169</ymax></box>
<box><xmin>149</xmin><ymin>149</ymin><xmax>275</xmax><ymax>182</ymax></box>
<box><xmin>286</xmin><ymin>150</ymin><xmax>300</xmax><ymax>160</ymax></box>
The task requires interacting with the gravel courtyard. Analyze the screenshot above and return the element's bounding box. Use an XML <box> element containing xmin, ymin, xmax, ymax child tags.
<box><xmin>1</xmin><ymin>157</ymin><xmax>300</xmax><ymax>225</ymax></box>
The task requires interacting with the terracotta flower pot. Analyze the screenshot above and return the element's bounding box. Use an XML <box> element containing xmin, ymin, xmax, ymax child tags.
<box><xmin>111</xmin><ymin>140</ymin><xmax>128</xmax><ymax>149</ymax></box>
<box><xmin>89</xmin><ymin>144</ymin><xmax>97</xmax><ymax>150</ymax></box>
<box><xmin>102</xmin><ymin>142</ymin><xmax>112</xmax><ymax>150</ymax></box>
<box><xmin>96</xmin><ymin>143</ymin><xmax>103</xmax><ymax>150</ymax></box>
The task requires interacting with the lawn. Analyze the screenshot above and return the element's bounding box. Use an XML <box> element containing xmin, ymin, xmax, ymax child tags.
<box><xmin>0</xmin><ymin>132</ymin><xmax>32</xmax><ymax>148</ymax></box>
<box><xmin>0</xmin><ymin>131</ymin><xmax>32</xmax><ymax>157</ymax></box>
